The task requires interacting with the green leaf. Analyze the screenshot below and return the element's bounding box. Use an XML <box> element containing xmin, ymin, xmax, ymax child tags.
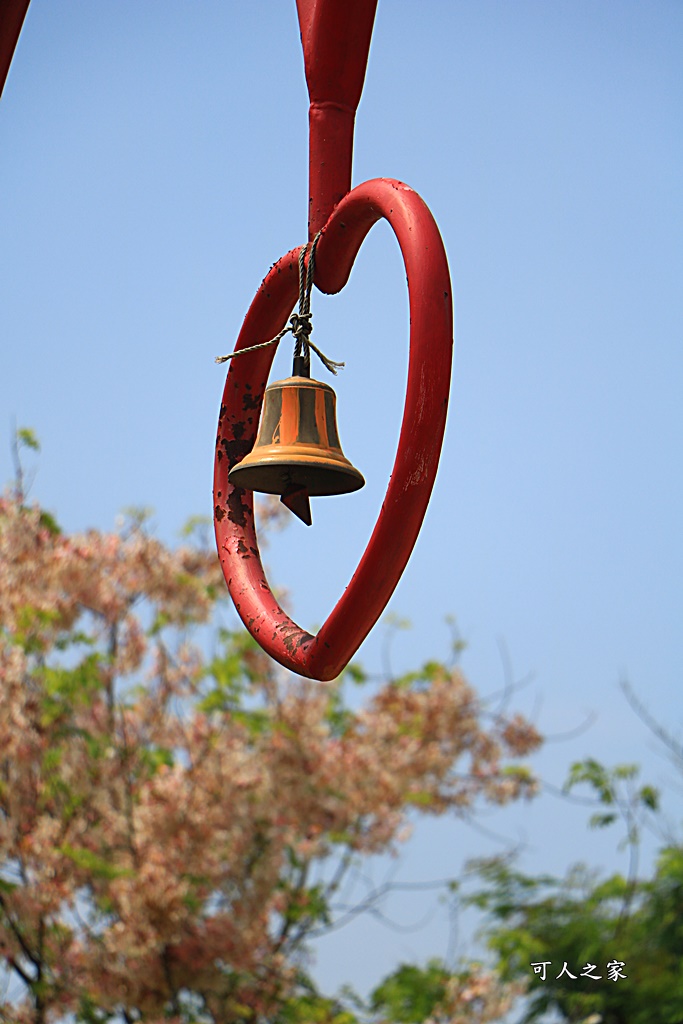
<box><xmin>588</xmin><ymin>812</ymin><xmax>618</xmax><ymax>829</ymax></box>
<box><xmin>502</xmin><ymin>765</ymin><xmax>534</xmax><ymax>782</ymax></box>
<box><xmin>38</xmin><ymin>509</ymin><xmax>61</xmax><ymax>535</ymax></box>
<box><xmin>12</xmin><ymin>604</ymin><xmax>61</xmax><ymax>653</ymax></box>
<box><xmin>39</xmin><ymin>653</ymin><xmax>103</xmax><ymax>723</ymax></box>
<box><xmin>639</xmin><ymin>784</ymin><xmax>659</xmax><ymax>811</ymax></box>
<box><xmin>370</xmin><ymin>959</ymin><xmax>449</xmax><ymax>1023</ymax></box>
<box><xmin>564</xmin><ymin>758</ymin><xmax>614</xmax><ymax>803</ymax></box>
<box><xmin>139</xmin><ymin>746</ymin><xmax>175</xmax><ymax>775</ymax></box>
<box><xmin>613</xmin><ymin>763</ymin><xmax>639</xmax><ymax>781</ymax></box>
<box><xmin>59</xmin><ymin>844</ymin><xmax>133</xmax><ymax>880</ymax></box>
<box><xmin>17</xmin><ymin>426</ymin><xmax>40</xmax><ymax>451</ymax></box>
<box><xmin>148</xmin><ymin>610</ymin><xmax>172</xmax><ymax>636</ymax></box>
<box><xmin>405</xmin><ymin>790</ymin><xmax>435</xmax><ymax>807</ymax></box>
<box><xmin>54</xmin><ymin>629</ymin><xmax>95</xmax><ymax>651</ymax></box>
<box><xmin>343</xmin><ymin>662</ymin><xmax>367</xmax><ymax>685</ymax></box>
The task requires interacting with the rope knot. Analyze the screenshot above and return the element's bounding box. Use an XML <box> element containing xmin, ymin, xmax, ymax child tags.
<box><xmin>290</xmin><ymin>312</ymin><xmax>313</xmax><ymax>341</ymax></box>
<box><xmin>215</xmin><ymin>231</ymin><xmax>344</xmax><ymax>373</ymax></box>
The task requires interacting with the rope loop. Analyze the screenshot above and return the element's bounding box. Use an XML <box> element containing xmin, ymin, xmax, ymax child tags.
<box><xmin>215</xmin><ymin>231</ymin><xmax>344</xmax><ymax>373</ymax></box>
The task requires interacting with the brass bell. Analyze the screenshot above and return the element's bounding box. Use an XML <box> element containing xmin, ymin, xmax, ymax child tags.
<box><xmin>228</xmin><ymin>375</ymin><xmax>364</xmax><ymax>525</ymax></box>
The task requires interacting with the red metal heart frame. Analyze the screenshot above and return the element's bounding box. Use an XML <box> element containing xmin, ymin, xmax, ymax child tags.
<box><xmin>0</xmin><ymin>3</ymin><xmax>452</xmax><ymax>680</ymax></box>
<box><xmin>213</xmin><ymin>177</ymin><xmax>453</xmax><ymax>681</ymax></box>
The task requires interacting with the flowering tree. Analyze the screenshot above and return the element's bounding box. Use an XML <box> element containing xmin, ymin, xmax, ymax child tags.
<box><xmin>0</xmin><ymin>472</ymin><xmax>540</xmax><ymax>1023</ymax></box>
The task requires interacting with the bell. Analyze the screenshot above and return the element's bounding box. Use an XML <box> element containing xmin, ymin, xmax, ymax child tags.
<box><xmin>228</xmin><ymin>375</ymin><xmax>365</xmax><ymax>525</ymax></box>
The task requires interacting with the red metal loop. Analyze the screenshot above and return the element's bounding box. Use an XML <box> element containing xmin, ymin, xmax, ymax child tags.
<box><xmin>213</xmin><ymin>177</ymin><xmax>453</xmax><ymax>681</ymax></box>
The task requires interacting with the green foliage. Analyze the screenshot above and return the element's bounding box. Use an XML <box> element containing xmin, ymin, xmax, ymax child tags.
<box><xmin>564</xmin><ymin>758</ymin><xmax>660</xmax><ymax>819</ymax></box>
<box><xmin>75</xmin><ymin>995</ymin><xmax>113</xmax><ymax>1024</ymax></box>
<box><xmin>282</xmin><ymin>882</ymin><xmax>331</xmax><ymax>928</ymax></box>
<box><xmin>325</xmin><ymin>683</ymin><xmax>355</xmax><ymax>737</ymax></box>
<box><xmin>138</xmin><ymin>744</ymin><xmax>175</xmax><ymax>774</ymax></box>
<box><xmin>369</xmin><ymin>960</ymin><xmax>449</xmax><ymax>1023</ymax></box>
<box><xmin>39</xmin><ymin>508</ymin><xmax>62</xmax><ymax>535</ymax></box>
<box><xmin>467</xmin><ymin>759</ymin><xmax>683</xmax><ymax>1024</ymax></box>
<box><xmin>0</xmin><ymin>487</ymin><xmax>542</xmax><ymax>1023</ymax></box>
<box><xmin>401</xmin><ymin>661</ymin><xmax>447</xmax><ymax>688</ymax></box>
<box><xmin>341</xmin><ymin>661</ymin><xmax>368</xmax><ymax>685</ymax></box>
<box><xmin>59</xmin><ymin>844</ymin><xmax>134</xmax><ymax>881</ymax></box>
<box><xmin>278</xmin><ymin>994</ymin><xmax>356</xmax><ymax>1024</ymax></box>
<box><xmin>16</xmin><ymin>426</ymin><xmax>40</xmax><ymax>452</ymax></box>
<box><xmin>274</xmin><ymin>974</ymin><xmax>359</xmax><ymax>1024</ymax></box>
<box><xmin>40</xmin><ymin>653</ymin><xmax>104</xmax><ymax>717</ymax></box>
<box><xmin>201</xmin><ymin>629</ymin><xmax>261</xmax><ymax>701</ymax></box>
<box><xmin>10</xmin><ymin>604</ymin><xmax>60</xmax><ymax>654</ymax></box>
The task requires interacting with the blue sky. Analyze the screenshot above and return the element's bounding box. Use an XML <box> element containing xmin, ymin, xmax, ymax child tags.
<box><xmin>1</xmin><ymin>0</ymin><xmax>682</xmax><ymax>1003</ymax></box>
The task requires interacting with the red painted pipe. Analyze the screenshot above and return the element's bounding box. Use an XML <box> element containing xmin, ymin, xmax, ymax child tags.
<box><xmin>213</xmin><ymin>177</ymin><xmax>452</xmax><ymax>681</ymax></box>
<box><xmin>296</xmin><ymin>0</ymin><xmax>378</xmax><ymax>238</ymax></box>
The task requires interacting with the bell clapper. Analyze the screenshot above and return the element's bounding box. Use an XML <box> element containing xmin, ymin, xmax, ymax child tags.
<box><xmin>280</xmin><ymin>484</ymin><xmax>313</xmax><ymax>526</ymax></box>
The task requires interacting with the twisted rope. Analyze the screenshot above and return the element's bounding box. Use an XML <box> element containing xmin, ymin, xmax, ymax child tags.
<box><xmin>215</xmin><ymin>231</ymin><xmax>344</xmax><ymax>374</ymax></box>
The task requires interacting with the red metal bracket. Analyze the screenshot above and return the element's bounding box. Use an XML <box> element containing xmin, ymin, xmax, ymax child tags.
<box><xmin>296</xmin><ymin>0</ymin><xmax>378</xmax><ymax>238</ymax></box>
<box><xmin>213</xmin><ymin>178</ymin><xmax>453</xmax><ymax>681</ymax></box>
<box><xmin>213</xmin><ymin>2</ymin><xmax>453</xmax><ymax>680</ymax></box>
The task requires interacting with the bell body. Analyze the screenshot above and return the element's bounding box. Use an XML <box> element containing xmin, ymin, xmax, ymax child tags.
<box><xmin>228</xmin><ymin>376</ymin><xmax>365</xmax><ymax>497</ymax></box>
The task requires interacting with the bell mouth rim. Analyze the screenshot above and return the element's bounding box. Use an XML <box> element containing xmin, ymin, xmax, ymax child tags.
<box><xmin>228</xmin><ymin>452</ymin><xmax>365</xmax><ymax>497</ymax></box>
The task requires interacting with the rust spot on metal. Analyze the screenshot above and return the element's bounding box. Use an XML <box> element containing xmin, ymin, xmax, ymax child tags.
<box><xmin>217</xmin><ymin>450</ymin><xmax>223</xmax><ymax>461</ymax></box>
<box><xmin>221</xmin><ymin>436</ymin><xmax>251</xmax><ymax>466</ymax></box>
<box><xmin>237</xmin><ymin>539</ymin><xmax>249</xmax><ymax>556</ymax></box>
<box><xmin>243</xmin><ymin>391</ymin><xmax>262</xmax><ymax>411</ymax></box>
<box><xmin>277</xmin><ymin>621</ymin><xmax>315</xmax><ymax>656</ymax></box>
<box><xmin>233</xmin><ymin>421</ymin><xmax>246</xmax><ymax>440</ymax></box>
<box><xmin>227</xmin><ymin>488</ymin><xmax>250</xmax><ymax>527</ymax></box>
<box><xmin>214</xmin><ymin>505</ymin><xmax>225</xmax><ymax>522</ymax></box>
<box><xmin>219</xmin><ymin>404</ymin><xmax>227</xmax><ymax>420</ymax></box>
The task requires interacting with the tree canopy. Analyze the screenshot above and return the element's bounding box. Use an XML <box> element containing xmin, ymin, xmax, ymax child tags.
<box><xmin>466</xmin><ymin>759</ymin><xmax>683</xmax><ymax>1024</ymax></box>
<box><xmin>0</xmin><ymin>483</ymin><xmax>541</xmax><ymax>1024</ymax></box>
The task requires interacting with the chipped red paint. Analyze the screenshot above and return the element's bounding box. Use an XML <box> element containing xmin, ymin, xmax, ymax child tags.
<box><xmin>213</xmin><ymin>178</ymin><xmax>452</xmax><ymax>681</ymax></box>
